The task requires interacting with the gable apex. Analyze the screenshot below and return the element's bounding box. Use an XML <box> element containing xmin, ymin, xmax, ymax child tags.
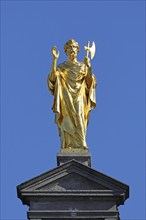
<box><xmin>17</xmin><ymin>159</ymin><xmax>129</xmax><ymax>205</ymax></box>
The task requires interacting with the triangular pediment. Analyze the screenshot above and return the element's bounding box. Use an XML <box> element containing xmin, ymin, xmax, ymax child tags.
<box><xmin>17</xmin><ymin>160</ymin><xmax>129</xmax><ymax>197</ymax></box>
<box><xmin>34</xmin><ymin>172</ymin><xmax>106</xmax><ymax>191</ymax></box>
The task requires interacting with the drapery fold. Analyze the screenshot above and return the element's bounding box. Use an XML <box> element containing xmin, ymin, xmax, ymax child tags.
<box><xmin>48</xmin><ymin>61</ymin><xmax>96</xmax><ymax>149</ymax></box>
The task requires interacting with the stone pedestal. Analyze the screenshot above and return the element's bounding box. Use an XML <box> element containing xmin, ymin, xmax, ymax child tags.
<box><xmin>17</xmin><ymin>153</ymin><xmax>129</xmax><ymax>220</ymax></box>
<box><xmin>57</xmin><ymin>150</ymin><xmax>91</xmax><ymax>166</ymax></box>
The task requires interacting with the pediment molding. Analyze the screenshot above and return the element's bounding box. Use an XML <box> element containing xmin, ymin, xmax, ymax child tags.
<box><xmin>17</xmin><ymin>160</ymin><xmax>129</xmax><ymax>204</ymax></box>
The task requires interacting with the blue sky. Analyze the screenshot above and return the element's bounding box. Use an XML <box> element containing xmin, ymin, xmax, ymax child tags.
<box><xmin>1</xmin><ymin>1</ymin><xmax>145</xmax><ymax>219</ymax></box>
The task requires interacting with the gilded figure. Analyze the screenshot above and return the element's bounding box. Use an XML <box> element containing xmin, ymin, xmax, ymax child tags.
<box><xmin>47</xmin><ymin>39</ymin><xmax>96</xmax><ymax>151</ymax></box>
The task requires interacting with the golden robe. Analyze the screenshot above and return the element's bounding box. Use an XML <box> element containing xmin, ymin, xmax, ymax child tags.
<box><xmin>48</xmin><ymin>61</ymin><xmax>96</xmax><ymax>149</ymax></box>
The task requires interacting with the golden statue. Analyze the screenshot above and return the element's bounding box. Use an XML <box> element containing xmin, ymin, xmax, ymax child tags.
<box><xmin>47</xmin><ymin>39</ymin><xmax>96</xmax><ymax>151</ymax></box>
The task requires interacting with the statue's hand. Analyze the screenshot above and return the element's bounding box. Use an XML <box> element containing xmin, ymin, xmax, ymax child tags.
<box><xmin>84</xmin><ymin>56</ymin><xmax>91</xmax><ymax>68</ymax></box>
<box><xmin>52</xmin><ymin>46</ymin><xmax>60</xmax><ymax>60</ymax></box>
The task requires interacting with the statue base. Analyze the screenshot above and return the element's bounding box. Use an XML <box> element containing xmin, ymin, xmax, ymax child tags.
<box><xmin>57</xmin><ymin>149</ymin><xmax>91</xmax><ymax>167</ymax></box>
<box><xmin>17</xmin><ymin>147</ymin><xmax>129</xmax><ymax>220</ymax></box>
<box><xmin>17</xmin><ymin>158</ymin><xmax>129</xmax><ymax>220</ymax></box>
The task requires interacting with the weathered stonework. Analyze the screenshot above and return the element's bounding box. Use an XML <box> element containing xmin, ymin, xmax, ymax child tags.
<box><xmin>17</xmin><ymin>159</ymin><xmax>129</xmax><ymax>220</ymax></box>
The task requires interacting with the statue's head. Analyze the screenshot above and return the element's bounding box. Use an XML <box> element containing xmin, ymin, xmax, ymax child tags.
<box><xmin>64</xmin><ymin>39</ymin><xmax>80</xmax><ymax>55</ymax></box>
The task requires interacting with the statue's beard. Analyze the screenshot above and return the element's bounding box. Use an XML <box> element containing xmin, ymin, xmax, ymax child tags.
<box><xmin>69</xmin><ymin>52</ymin><xmax>77</xmax><ymax>60</ymax></box>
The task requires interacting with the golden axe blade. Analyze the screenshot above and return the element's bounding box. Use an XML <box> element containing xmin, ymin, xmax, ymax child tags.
<box><xmin>84</xmin><ymin>41</ymin><xmax>96</xmax><ymax>60</ymax></box>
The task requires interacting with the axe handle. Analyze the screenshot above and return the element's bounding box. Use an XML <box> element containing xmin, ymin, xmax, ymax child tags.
<box><xmin>86</xmin><ymin>41</ymin><xmax>90</xmax><ymax>58</ymax></box>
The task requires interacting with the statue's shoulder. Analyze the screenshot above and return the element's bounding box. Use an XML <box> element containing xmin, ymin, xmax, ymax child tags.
<box><xmin>78</xmin><ymin>62</ymin><xmax>86</xmax><ymax>71</ymax></box>
<box><xmin>57</xmin><ymin>62</ymin><xmax>67</xmax><ymax>70</ymax></box>
<box><xmin>79</xmin><ymin>62</ymin><xmax>85</xmax><ymax>67</ymax></box>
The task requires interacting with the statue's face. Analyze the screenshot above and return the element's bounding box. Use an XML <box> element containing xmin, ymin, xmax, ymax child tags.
<box><xmin>66</xmin><ymin>43</ymin><xmax>78</xmax><ymax>61</ymax></box>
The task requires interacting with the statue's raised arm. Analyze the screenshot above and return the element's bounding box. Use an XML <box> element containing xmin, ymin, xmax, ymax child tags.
<box><xmin>49</xmin><ymin>46</ymin><xmax>60</xmax><ymax>82</ymax></box>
